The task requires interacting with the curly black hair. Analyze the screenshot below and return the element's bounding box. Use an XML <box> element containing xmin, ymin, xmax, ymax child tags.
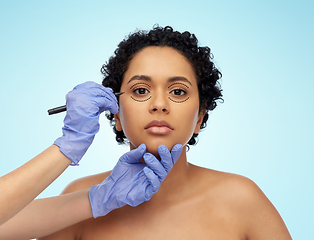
<box><xmin>101</xmin><ymin>25</ymin><xmax>223</xmax><ymax>146</ymax></box>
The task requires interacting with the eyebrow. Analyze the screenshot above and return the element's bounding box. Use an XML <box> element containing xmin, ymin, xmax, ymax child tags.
<box><xmin>127</xmin><ymin>75</ymin><xmax>151</xmax><ymax>84</ymax></box>
<box><xmin>127</xmin><ymin>75</ymin><xmax>193</xmax><ymax>86</ymax></box>
<box><xmin>168</xmin><ymin>76</ymin><xmax>192</xmax><ymax>86</ymax></box>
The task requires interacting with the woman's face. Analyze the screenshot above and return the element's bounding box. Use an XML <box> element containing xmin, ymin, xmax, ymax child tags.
<box><xmin>115</xmin><ymin>46</ymin><xmax>204</xmax><ymax>156</ymax></box>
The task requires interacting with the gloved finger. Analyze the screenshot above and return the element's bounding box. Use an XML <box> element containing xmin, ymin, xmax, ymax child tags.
<box><xmin>97</xmin><ymin>95</ymin><xmax>119</xmax><ymax>114</ymax></box>
<box><xmin>85</xmin><ymin>85</ymin><xmax>119</xmax><ymax>114</ymax></box>
<box><xmin>71</xmin><ymin>82</ymin><xmax>116</xmax><ymax>104</ymax></box>
<box><xmin>74</xmin><ymin>82</ymin><xmax>115</xmax><ymax>100</ymax></box>
<box><xmin>143</xmin><ymin>153</ymin><xmax>167</xmax><ymax>181</ymax></box>
<box><xmin>143</xmin><ymin>167</ymin><xmax>161</xmax><ymax>193</ymax></box>
<box><xmin>158</xmin><ymin>144</ymin><xmax>182</xmax><ymax>173</ymax></box>
<box><xmin>157</xmin><ymin>145</ymin><xmax>172</xmax><ymax>173</ymax></box>
<box><xmin>87</xmin><ymin>85</ymin><xmax>115</xmax><ymax>99</ymax></box>
<box><xmin>170</xmin><ymin>144</ymin><xmax>183</xmax><ymax>165</ymax></box>
<box><xmin>119</xmin><ymin>144</ymin><xmax>146</xmax><ymax>164</ymax></box>
<box><xmin>67</xmin><ymin>83</ymin><xmax>119</xmax><ymax>114</ymax></box>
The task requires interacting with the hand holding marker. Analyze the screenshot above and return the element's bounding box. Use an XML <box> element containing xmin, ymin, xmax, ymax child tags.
<box><xmin>52</xmin><ymin>81</ymin><xmax>123</xmax><ymax>165</ymax></box>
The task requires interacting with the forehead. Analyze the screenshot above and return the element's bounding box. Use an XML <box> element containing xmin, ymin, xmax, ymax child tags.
<box><xmin>122</xmin><ymin>46</ymin><xmax>197</xmax><ymax>85</ymax></box>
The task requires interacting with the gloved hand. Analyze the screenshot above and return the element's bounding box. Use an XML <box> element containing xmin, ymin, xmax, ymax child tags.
<box><xmin>54</xmin><ymin>81</ymin><xmax>119</xmax><ymax>166</ymax></box>
<box><xmin>89</xmin><ymin>143</ymin><xmax>183</xmax><ymax>218</ymax></box>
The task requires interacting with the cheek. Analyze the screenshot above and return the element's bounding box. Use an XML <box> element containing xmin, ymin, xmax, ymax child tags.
<box><xmin>173</xmin><ymin>102</ymin><xmax>200</xmax><ymax>138</ymax></box>
<box><xmin>118</xmin><ymin>101</ymin><xmax>141</xmax><ymax>135</ymax></box>
<box><xmin>184</xmin><ymin>110</ymin><xmax>200</xmax><ymax>133</ymax></box>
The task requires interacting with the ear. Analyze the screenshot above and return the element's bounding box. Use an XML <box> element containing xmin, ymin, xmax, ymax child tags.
<box><xmin>114</xmin><ymin>113</ymin><xmax>123</xmax><ymax>131</ymax></box>
<box><xmin>194</xmin><ymin>108</ymin><xmax>206</xmax><ymax>134</ymax></box>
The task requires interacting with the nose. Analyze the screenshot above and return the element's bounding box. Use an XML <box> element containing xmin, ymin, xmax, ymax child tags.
<box><xmin>149</xmin><ymin>90</ymin><xmax>169</xmax><ymax>114</ymax></box>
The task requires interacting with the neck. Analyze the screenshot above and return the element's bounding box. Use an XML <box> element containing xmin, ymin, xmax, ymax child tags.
<box><xmin>150</xmin><ymin>145</ymin><xmax>191</xmax><ymax>204</ymax></box>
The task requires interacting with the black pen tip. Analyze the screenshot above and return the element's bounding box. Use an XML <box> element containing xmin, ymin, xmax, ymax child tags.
<box><xmin>114</xmin><ymin>92</ymin><xmax>125</xmax><ymax>96</ymax></box>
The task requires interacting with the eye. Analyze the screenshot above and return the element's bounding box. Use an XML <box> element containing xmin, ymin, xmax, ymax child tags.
<box><xmin>170</xmin><ymin>89</ymin><xmax>187</xmax><ymax>96</ymax></box>
<box><xmin>133</xmin><ymin>88</ymin><xmax>150</xmax><ymax>95</ymax></box>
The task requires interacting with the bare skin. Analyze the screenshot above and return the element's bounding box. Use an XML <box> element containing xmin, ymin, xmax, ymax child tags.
<box><xmin>39</xmin><ymin>150</ymin><xmax>291</xmax><ymax>240</ymax></box>
<box><xmin>0</xmin><ymin>145</ymin><xmax>71</xmax><ymax>225</ymax></box>
<box><xmin>0</xmin><ymin>145</ymin><xmax>96</xmax><ymax>239</ymax></box>
<box><xmin>0</xmin><ymin>189</ymin><xmax>93</xmax><ymax>240</ymax></box>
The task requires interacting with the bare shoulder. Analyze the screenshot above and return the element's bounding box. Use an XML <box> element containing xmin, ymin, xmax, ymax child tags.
<box><xmin>62</xmin><ymin>171</ymin><xmax>111</xmax><ymax>194</ymax></box>
<box><xmin>190</xmin><ymin>165</ymin><xmax>265</xmax><ymax>207</ymax></box>
<box><xmin>206</xmin><ymin>168</ymin><xmax>264</xmax><ymax>200</ymax></box>
<box><xmin>190</xmin><ymin>165</ymin><xmax>292</xmax><ymax>239</ymax></box>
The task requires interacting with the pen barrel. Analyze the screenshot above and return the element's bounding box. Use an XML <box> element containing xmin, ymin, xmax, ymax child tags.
<box><xmin>48</xmin><ymin>105</ymin><xmax>67</xmax><ymax>115</ymax></box>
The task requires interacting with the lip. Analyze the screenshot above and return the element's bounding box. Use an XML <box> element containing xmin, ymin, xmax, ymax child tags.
<box><xmin>145</xmin><ymin>120</ymin><xmax>174</xmax><ymax>135</ymax></box>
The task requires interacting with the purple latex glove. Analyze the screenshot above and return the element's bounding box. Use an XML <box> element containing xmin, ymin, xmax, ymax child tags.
<box><xmin>89</xmin><ymin>143</ymin><xmax>183</xmax><ymax>218</ymax></box>
<box><xmin>54</xmin><ymin>81</ymin><xmax>119</xmax><ymax>165</ymax></box>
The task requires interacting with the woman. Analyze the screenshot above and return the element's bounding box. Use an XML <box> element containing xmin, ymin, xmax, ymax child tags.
<box><xmin>39</xmin><ymin>26</ymin><xmax>292</xmax><ymax>239</ymax></box>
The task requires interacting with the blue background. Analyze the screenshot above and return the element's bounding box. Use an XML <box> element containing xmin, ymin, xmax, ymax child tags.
<box><xmin>0</xmin><ymin>0</ymin><xmax>313</xmax><ymax>239</ymax></box>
